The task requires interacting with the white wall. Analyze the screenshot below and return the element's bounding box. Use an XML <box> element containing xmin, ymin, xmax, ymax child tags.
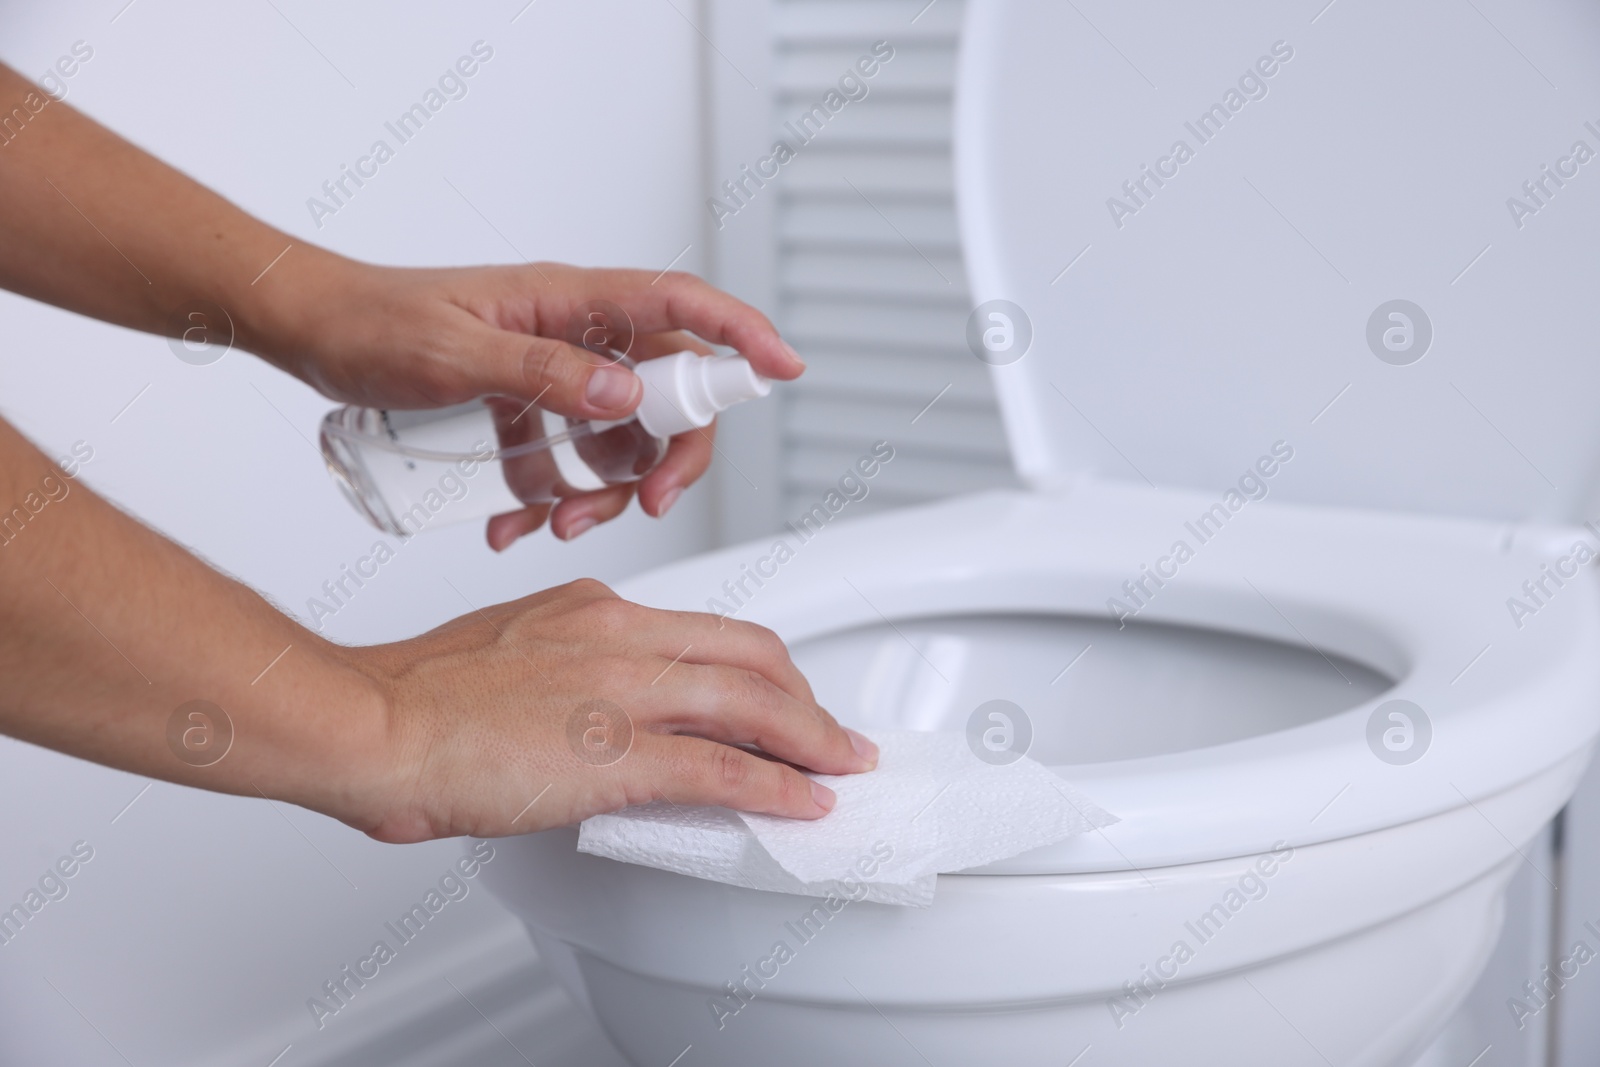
<box><xmin>0</xmin><ymin>2</ymin><xmax>708</xmax><ymax>1063</ymax></box>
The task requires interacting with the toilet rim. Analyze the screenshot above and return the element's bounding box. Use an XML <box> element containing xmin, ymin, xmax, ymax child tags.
<box><xmin>618</xmin><ymin>479</ymin><xmax>1600</xmax><ymax>874</ymax></box>
<box><xmin>492</xmin><ymin>750</ymin><xmax>1566</xmax><ymax>1004</ymax></box>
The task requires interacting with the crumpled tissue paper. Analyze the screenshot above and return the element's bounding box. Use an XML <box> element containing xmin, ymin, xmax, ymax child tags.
<box><xmin>577</xmin><ymin>730</ymin><xmax>1117</xmax><ymax>907</ymax></box>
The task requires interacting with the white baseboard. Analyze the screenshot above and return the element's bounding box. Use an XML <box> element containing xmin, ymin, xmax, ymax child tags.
<box><xmin>191</xmin><ymin>914</ymin><xmax>628</xmax><ymax>1067</ymax></box>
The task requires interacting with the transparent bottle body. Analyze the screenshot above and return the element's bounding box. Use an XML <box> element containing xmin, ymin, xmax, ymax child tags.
<box><xmin>320</xmin><ymin>396</ymin><xmax>669</xmax><ymax>536</ymax></box>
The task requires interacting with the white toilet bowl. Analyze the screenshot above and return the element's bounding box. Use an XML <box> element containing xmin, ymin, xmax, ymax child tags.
<box><xmin>488</xmin><ymin>0</ymin><xmax>1600</xmax><ymax>1060</ymax></box>
<box><xmin>485</xmin><ymin>483</ymin><xmax>1600</xmax><ymax>1065</ymax></box>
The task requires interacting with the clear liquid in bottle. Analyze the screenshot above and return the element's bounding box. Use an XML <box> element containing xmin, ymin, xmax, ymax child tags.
<box><xmin>319</xmin><ymin>351</ymin><xmax>769</xmax><ymax>537</ymax></box>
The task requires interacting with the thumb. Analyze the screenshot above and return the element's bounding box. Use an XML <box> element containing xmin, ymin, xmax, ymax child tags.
<box><xmin>456</xmin><ymin>321</ymin><xmax>643</xmax><ymax>419</ymax></box>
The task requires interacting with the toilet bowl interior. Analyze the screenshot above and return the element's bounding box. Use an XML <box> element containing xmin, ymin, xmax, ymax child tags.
<box><xmin>789</xmin><ymin>613</ymin><xmax>1392</xmax><ymax>765</ymax></box>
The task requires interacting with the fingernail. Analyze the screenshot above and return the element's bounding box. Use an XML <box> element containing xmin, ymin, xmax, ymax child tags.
<box><xmin>657</xmin><ymin>486</ymin><xmax>682</xmax><ymax>516</ymax></box>
<box><xmin>781</xmin><ymin>340</ymin><xmax>806</xmax><ymax>369</ymax></box>
<box><xmin>586</xmin><ymin>365</ymin><xmax>639</xmax><ymax>410</ymax></box>
<box><xmin>845</xmin><ymin>728</ymin><xmax>879</xmax><ymax>769</ymax></box>
<box><xmin>811</xmin><ymin>780</ymin><xmax>836</xmax><ymax>812</ymax></box>
<box><xmin>561</xmin><ymin>516</ymin><xmax>596</xmax><ymax>540</ymax></box>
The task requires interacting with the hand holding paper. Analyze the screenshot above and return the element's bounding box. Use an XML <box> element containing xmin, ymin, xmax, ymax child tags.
<box><xmin>578</xmin><ymin>731</ymin><xmax>1117</xmax><ymax>906</ymax></box>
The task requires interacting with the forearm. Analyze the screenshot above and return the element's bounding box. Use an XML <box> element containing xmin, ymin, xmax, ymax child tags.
<box><xmin>0</xmin><ymin>417</ymin><xmax>391</xmax><ymax>827</ymax></box>
<box><xmin>0</xmin><ymin>63</ymin><xmax>347</xmax><ymax>366</ymax></box>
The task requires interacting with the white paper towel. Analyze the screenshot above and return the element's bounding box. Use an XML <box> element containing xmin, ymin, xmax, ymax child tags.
<box><xmin>577</xmin><ymin>731</ymin><xmax>1117</xmax><ymax>907</ymax></box>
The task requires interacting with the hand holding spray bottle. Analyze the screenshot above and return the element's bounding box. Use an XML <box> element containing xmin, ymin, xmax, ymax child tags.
<box><xmin>320</xmin><ymin>348</ymin><xmax>771</xmax><ymax>537</ymax></box>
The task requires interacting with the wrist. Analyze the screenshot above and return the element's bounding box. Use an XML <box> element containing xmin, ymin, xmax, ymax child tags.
<box><xmin>316</xmin><ymin>641</ymin><xmax>446</xmax><ymax>843</ymax></box>
<box><xmin>233</xmin><ymin>245</ymin><xmax>372</xmax><ymax>384</ymax></box>
<box><xmin>258</xmin><ymin>636</ymin><xmax>400</xmax><ymax>833</ymax></box>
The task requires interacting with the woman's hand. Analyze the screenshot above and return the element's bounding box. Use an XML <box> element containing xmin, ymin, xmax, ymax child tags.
<box><xmin>256</xmin><ymin>258</ymin><xmax>804</xmax><ymax>550</ymax></box>
<box><xmin>343</xmin><ymin>579</ymin><xmax>878</xmax><ymax>844</ymax></box>
<box><xmin>0</xmin><ymin>420</ymin><xmax>875</xmax><ymax>844</ymax></box>
<box><xmin>0</xmin><ymin>66</ymin><xmax>798</xmax><ymax>548</ymax></box>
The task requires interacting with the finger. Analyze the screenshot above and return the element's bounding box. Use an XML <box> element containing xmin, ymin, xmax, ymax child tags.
<box><xmin>649</xmin><ymin>612</ymin><xmax>822</xmax><ymax>711</ymax></box>
<box><xmin>485</xmin><ymin>505</ymin><xmax>549</xmax><ymax>551</ymax></box>
<box><xmin>550</xmin><ymin>484</ymin><xmax>634</xmax><ymax>540</ymax></box>
<box><xmin>637</xmin><ymin>427</ymin><xmax>713</xmax><ymax>518</ymax></box>
<box><xmin>643</xmin><ymin>735</ymin><xmax>835</xmax><ymax>818</ymax></box>
<box><xmin>451</xmin><ymin>317</ymin><xmax>643</xmax><ymax>420</ymax></box>
<box><xmin>627</xmin><ymin>329</ymin><xmax>712</xmax><ymax>363</ymax></box>
<box><xmin>544</xmin><ymin>268</ymin><xmax>806</xmax><ymax>381</ymax></box>
<box><xmin>614</xmin><ymin>335</ymin><xmax>716</xmax><ymax>517</ymax></box>
<box><xmin>644</xmin><ymin>663</ymin><xmax>874</xmax><ymax>774</ymax></box>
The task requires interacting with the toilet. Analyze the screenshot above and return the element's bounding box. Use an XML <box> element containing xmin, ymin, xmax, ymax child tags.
<box><xmin>484</xmin><ymin>2</ymin><xmax>1600</xmax><ymax>1064</ymax></box>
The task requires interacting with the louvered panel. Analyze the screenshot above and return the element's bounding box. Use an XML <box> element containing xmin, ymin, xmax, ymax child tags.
<box><xmin>774</xmin><ymin>45</ymin><xmax>955</xmax><ymax>95</ymax></box>
<box><xmin>783</xmin><ymin>248</ymin><xmax>965</xmax><ymax>301</ymax></box>
<box><xmin>780</xmin><ymin>150</ymin><xmax>953</xmax><ymax>196</ymax></box>
<box><xmin>767</xmin><ymin>100</ymin><xmax>950</xmax><ymax>147</ymax></box>
<box><xmin>783</xmin><ymin>450</ymin><xmax>1015</xmax><ymax>517</ymax></box>
<box><xmin>770</xmin><ymin>0</ymin><xmax>1019</xmax><ymax>522</ymax></box>
<box><xmin>782</xmin><ymin>198</ymin><xmax>959</xmax><ymax>247</ymax></box>
<box><xmin>784</xmin><ymin>298</ymin><xmax>969</xmax><ymax>349</ymax></box>
<box><xmin>774</xmin><ymin>1</ymin><xmax>964</xmax><ymax>41</ymax></box>
<box><xmin>793</xmin><ymin>350</ymin><xmax>994</xmax><ymax>405</ymax></box>
<box><xmin>784</xmin><ymin>393</ymin><xmax>1011</xmax><ymax>458</ymax></box>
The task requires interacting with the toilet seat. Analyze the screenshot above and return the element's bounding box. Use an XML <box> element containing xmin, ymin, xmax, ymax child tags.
<box><xmin>492</xmin><ymin>754</ymin><xmax>1571</xmax><ymax>1005</ymax></box>
<box><xmin>618</xmin><ymin>478</ymin><xmax>1600</xmax><ymax>873</ymax></box>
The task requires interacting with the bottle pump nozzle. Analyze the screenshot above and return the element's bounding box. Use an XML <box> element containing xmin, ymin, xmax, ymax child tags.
<box><xmin>633</xmin><ymin>351</ymin><xmax>772</xmax><ymax>438</ymax></box>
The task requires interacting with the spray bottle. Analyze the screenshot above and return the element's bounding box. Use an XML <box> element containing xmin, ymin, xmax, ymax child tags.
<box><xmin>319</xmin><ymin>350</ymin><xmax>770</xmax><ymax>536</ymax></box>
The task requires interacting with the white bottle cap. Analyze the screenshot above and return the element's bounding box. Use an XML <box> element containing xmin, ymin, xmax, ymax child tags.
<box><xmin>632</xmin><ymin>351</ymin><xmax>773</xmax><ymax>438</ymax></box>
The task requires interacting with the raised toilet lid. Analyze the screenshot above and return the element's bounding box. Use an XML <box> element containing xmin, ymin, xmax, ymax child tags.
<box><xmin>955</xmin><ymin>0</ymin><xmax>1600</xmax><ymax>524</ymax></box>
